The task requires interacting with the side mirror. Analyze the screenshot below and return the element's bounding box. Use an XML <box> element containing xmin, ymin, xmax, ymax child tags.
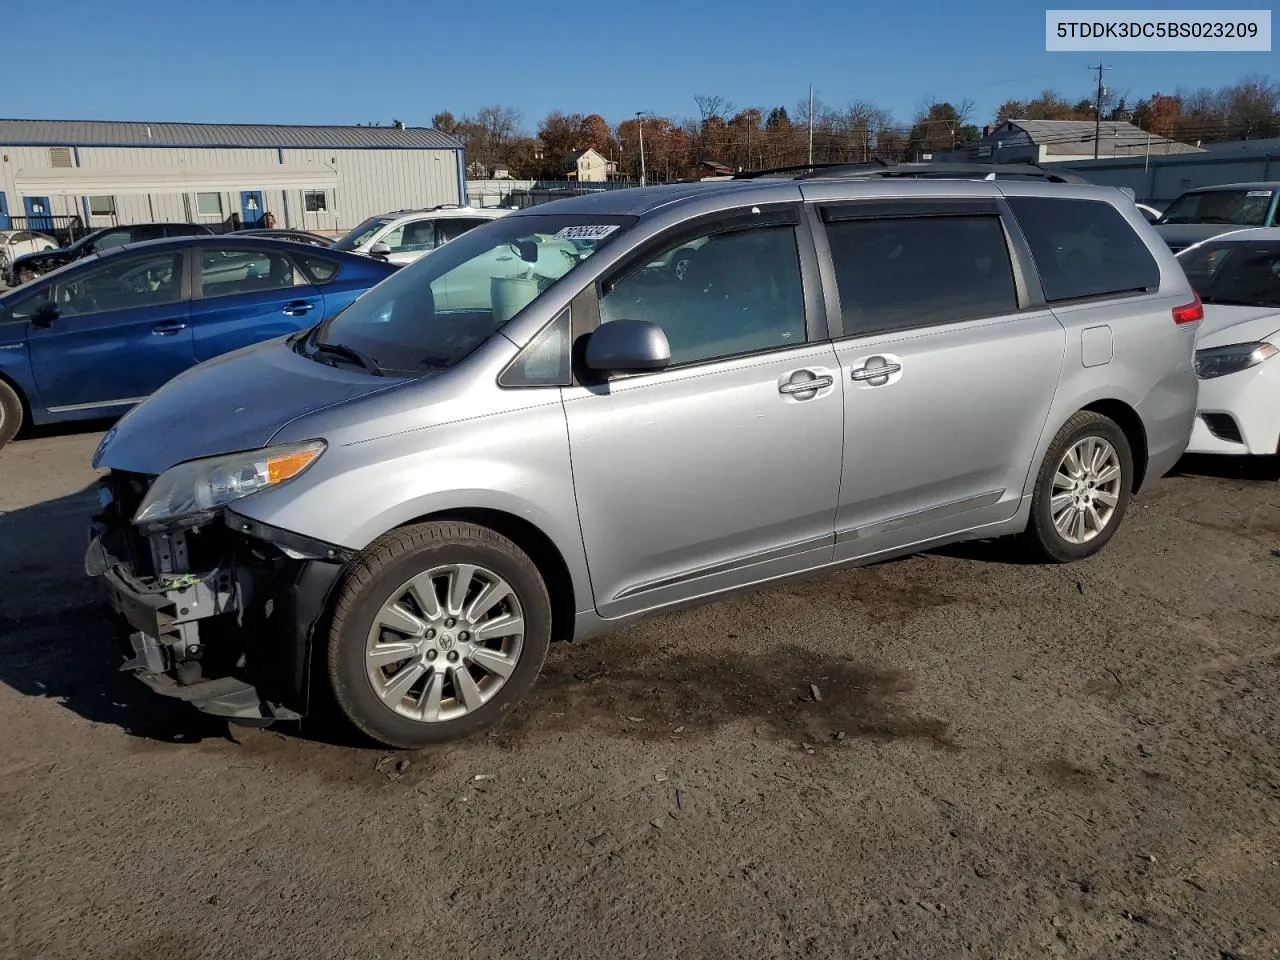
<box><xmin>31</xmin><ymin>302</ymin><xmax>59</xmax><ymax>328</ymax></box>
<box><xmin>584</xmin><ymin>319</ymin><xmax>670</xmax><ymax>375</ymax></box>
<box><xmin>369</xmin><ymin>241</ymin><xmax>391</xmax><ymax>257</ymax></box>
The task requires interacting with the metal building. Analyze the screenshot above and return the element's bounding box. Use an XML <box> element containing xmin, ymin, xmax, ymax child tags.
<box><xmin>0</xmin><ymin>119</ymin><xmax>465</xmax><ymax>238</ymax></box>
<box><xmin>1057</xmin><ymin>137</ymin><xmax>1280</xmax><ymax>204</ymax></box>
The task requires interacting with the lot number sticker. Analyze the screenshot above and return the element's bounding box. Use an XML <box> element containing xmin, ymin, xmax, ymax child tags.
<box><xmin>553</xmin><ymin>225</ymin><xmax>620</xmax><ymax>241</ymax></box>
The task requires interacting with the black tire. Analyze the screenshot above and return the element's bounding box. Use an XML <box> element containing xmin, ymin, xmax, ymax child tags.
<box><xmin>1019</xmin><ymin>411</ymin><xmax>1134</xmax><ymax>563</ymax></box>
<box><xmin>325</xmin><ymin>521</ymin><xmax>551</xmax><ymax>748</ymax></box>
<box><xmin>0</xmin><ymin>379</ymin><xmax>24</xmax><ymax>450</ymax></box>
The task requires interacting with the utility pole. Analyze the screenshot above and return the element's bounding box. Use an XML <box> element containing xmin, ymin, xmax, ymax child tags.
<box><xmin>1091</xmin><ymin>62</ymin><xmax>1109</xmax><ymax>160</ymax></box>
<box><xmin>808</xmin><ymin>84</ymin><xmax>815</xmax><ymax>166</ymax></box>
<box><xmin>635</xmin><ymin>111</ymin><xmax>647</xmax><ymax>187</ymax></box>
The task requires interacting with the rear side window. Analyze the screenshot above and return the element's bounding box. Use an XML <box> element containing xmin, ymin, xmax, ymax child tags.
<box><xmin>296</xmin><ymin>253</ymin><xmax>340</xmax><ymax>284</ymax></box>
<box><xmin>1006</xmin><ymin>197</ymin><xmax>1159</xmax><ymax>302</ymax></box>
<box><xmin>824</xmin><ymin>215</ymin><xmax>1018</xmax><ymax>337</ymax></box>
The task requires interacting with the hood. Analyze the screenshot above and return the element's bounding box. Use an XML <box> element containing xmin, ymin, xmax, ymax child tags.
<box><xmin>1196</xmin><ymin>305</ymin><xmax>1280</xmax><ymax>349</ymax></box>
<box><xmin>94</xmin><ymin>336</ymin><xmax>410</xmax><ymax>475</ymax></box>
<box><xmin>10</xmin><ymin>246</ymin><xmax>74</xmax><ymax>269</ymax></box>
<box><xmin>1156</xmin><ymin>223</ymin><xmax>1250</xmax><ymax>251</ymax></box>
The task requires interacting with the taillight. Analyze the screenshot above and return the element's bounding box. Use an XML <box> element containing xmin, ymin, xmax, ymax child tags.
<box><xmin>1173</xmin><ymin>291</ymin><xmax>1203</xmax><ymax>325</ymax></box>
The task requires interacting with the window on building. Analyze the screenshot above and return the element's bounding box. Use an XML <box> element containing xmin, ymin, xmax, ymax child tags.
<box><xmin>823</xmin><ymin>215</ymin><xmax>1018</xmax><ymax>336</ymax></box>
<box><xmin>199</xmin><ymin>248</ymin><xmax>301</xmax><ymax>299</ymax></box>
<box><xmin>1006</xmin><ymin>196</ymin><xmax>1160</xmax><ymax>302</ymax></box>
<box><xmin>304</xmin><ymin>190</ymin><xmax>328</xmax><ymax>213</ymax></box>
<box><xmin>196</xmin><ymin>192</ymin><xmax>224</xmax><ymax>216</ymax></box>
<box><xmin>599</xmin><ymin>224</ymin><xmax>807</xmax><ymax>366</ymax></box>
<box><xmin>88</xmin><ymin>196</ymin><xmax>117</xmax><ymax>217</ymax></box>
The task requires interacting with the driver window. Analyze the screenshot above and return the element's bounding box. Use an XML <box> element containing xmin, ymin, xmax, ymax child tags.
<box><xmin>599</xmin><ymin>225</ymin><xmax>807</xmax><ymax>366</ymax></box>
<box><xmin>382</xmin><ymin>220</ymin><xmax>436</xmax><ymax>254</ymax></box>
<box><xmin>7</xmin><ymin>286</ymin><xmax>53</xmax><ymax>321</ymax></box>
<box><xmin>54</xmin><ymin>252</ymin><xmax>183</xmax><ymax>318</ymax></box>
<box><xmin>90</xmin><ymin>230</ymin><xmax>131</xmax><ymax>253</ymax></box>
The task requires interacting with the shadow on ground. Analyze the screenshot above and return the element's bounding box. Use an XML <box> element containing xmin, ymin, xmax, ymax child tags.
<box><xmin>0</xmin><ymin>483</ymin><xmax>952</xmax><ymax>756</ymax></box>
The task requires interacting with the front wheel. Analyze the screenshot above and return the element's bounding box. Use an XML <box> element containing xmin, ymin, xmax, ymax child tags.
<box><xmin>326</xmin><ymin>521</ymin><xmax>551</xmax><ymax>748</ymax></box>
<box><xmin>0</xmin><ymin>379</ymin><xmax>23</xmax><ymax>450</ymax></box>
<box><xmin>1019</xmin><ymin>411</ymin><xmax>1134</xmax><ymax>563</ymax></box>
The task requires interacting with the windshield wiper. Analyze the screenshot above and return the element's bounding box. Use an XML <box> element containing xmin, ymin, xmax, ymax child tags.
<box><xmin>312</xmin><ymin>340</ymin><xmax>384</xmax><ymax>376</ymax></box>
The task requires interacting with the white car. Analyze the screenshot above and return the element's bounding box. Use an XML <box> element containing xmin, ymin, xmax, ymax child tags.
<box><xmin>330</xmin><ymin>205</ymin><xmax>510</xmax><ymax>266</ymax></box>
<box><xmin>0</xmin><ymin>229</ymin><xmax>58</xmax><ymax>282</ymax></box>
<box><xmin>1176</xmin><ymin>228</ymin><xmax>1280</xmax><ymax>464</ymax></box>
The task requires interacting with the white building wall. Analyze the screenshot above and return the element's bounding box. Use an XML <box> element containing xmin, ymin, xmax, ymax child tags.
<box><xmin>280</xmin><ymin>148</ymin><xmax>461</xmax><ymax>235</ymax></box>
<box><xmin>0</xmin><ymin>142</ymin><xmax>462</xmax><ymax>235</ymax></box>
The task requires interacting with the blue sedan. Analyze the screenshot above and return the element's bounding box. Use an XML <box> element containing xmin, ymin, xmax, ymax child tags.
<box><xmin>0</xmin><ymin>235</ymin><xmax>397</xmax><ymax>448</ymax></box>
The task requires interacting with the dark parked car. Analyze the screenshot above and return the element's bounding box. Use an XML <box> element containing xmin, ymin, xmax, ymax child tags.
<box><xmin>5</xmin><ymin>222</ymin><xmax>215</xmax><ymax>286</ymax></box>
<box><xmin>232</xmin><ymin>228</ymin><xmax>334</xmax><ymax>248</ymax></box>
<box><xmin>0</xmin><ymin>235</ymin><xmax>398</xmax><ymax>448</ymax></box>
<box><xmin>1154</xmin><ymin>182</ymin><xmax>1280</xmax><ymax>253</ymax></box>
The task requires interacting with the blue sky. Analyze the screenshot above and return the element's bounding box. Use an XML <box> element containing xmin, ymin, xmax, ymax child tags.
<box><xmin>7</xmin><ymin>0</ymin><xmax>1273</xmax><ymax>131</ymax></box>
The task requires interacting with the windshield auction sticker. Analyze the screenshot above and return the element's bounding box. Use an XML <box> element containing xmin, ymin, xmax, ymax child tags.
<box><xmin>1046</xmin><ymin>10</ymin><xmax>1271</xmax><ymax>50</ymax></box>
<box><xmin>553</xmin><ymin>225</ymin><xmax>621</xmax><ymax>241</ymax></box>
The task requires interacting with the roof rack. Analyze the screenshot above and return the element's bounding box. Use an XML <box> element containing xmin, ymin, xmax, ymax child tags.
<box><xmin>732</xmin><ymin>159</ymin><xmax>1090</xmax><ymax>185</ymax></box>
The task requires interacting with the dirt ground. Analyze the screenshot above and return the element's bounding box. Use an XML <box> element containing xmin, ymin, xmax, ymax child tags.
<box><xmin>1</xmin><ymin>425</ymin><xmax>1277</xmax><ymax>960</ymax></box>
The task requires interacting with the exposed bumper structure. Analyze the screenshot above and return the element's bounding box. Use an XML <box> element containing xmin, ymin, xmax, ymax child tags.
<box><xmin>86</xmin><ymin>470</ymin><xmax>351</xmax><ymax>723</ymax></box>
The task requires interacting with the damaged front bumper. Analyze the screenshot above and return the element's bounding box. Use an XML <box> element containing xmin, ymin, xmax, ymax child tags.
<box><xmin>86</xmin><ymin>470</ymin><xmax>352</xmax><ymax>723</ymax></box>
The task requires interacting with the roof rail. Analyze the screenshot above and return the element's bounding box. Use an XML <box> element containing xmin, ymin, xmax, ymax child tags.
<box><xmin>732</xmin><ymin>160</ymin><xmax>1090</xmax><ymax>185</ymax></box>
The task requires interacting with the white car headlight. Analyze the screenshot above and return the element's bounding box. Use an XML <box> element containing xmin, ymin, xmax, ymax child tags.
<box><xmin>1194</xmin><ymin>341</ymin><xmax>1279</xmax><ymax>379</ymax></box>
<box><xmin>133</xmin><ymin>440</ymin><xmax>326</xmax><ymax>525</ymax></box>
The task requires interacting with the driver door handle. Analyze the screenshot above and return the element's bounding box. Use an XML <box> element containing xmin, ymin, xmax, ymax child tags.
<box><xmin>151</xmin><ymin>320</ymin><xmax>187</xmax><ymax>336</ymax></box>
<box><xmin>283</xmin><ymin>301</ymin><xmax>315</xmax><ymax>316</ymax></box>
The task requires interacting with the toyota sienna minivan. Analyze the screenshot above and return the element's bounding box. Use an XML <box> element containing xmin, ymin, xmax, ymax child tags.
<box><xmin>87</xmin><ymin>164</ymin><xmax>1201</xmax><ymax>748</ymax></box>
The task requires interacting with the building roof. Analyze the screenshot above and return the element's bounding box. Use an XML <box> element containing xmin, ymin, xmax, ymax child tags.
<box><xmin>0</xmin><ymin>118</ymin><xmax>462</xmax><ymax>150</ymax></box>
<box><xmin>1002</xmin><ymin>119</ymin><xmax>1203</xmax><ymax>156</ymax></box>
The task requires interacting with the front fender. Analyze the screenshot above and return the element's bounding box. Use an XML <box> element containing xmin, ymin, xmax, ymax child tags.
<box><xmin>233</xmin><ymin>399</ymin><xmax>594</xmax><ymax>614</ymax></box>
<box><xmin>0</xmin><ymin>331</ymin><xmax>42</xmax><ymax>419</ymax></box>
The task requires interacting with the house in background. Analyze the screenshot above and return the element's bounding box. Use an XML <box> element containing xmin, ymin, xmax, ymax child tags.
<box><xmin>564</xmin><ymin>148</ymin><xmax>616</xmax><ymax>182</ymax></box>
<box><xmin>950</xmin><ymin>119</ymin><xmax>1204</xmax><ymax>164</ymax></box>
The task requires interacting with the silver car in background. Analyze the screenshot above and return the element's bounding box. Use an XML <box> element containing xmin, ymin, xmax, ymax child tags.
<box><xmin>87</xmin><ymin>168</ymin><xmax>1201</xmax><ymax>748</ymax></box>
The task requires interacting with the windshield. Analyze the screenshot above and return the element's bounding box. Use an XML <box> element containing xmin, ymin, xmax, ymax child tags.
<box><xmin>305</xmin><ymin>214</ymin><xmax>636</xmax><ymax>375</ymax></box>
<box><xmin>1158</xmin><ymin>189</ymin><xmax>1275</xmax><ymax>226</ymax></box>
<box><xmin>1178</xmin><ymin>240</ymin><xmax>1280</xmax><ymax>308</ymax></box>
<box><xmin>332</xmin><ymin>217</ymin><xmax>393</xmax><ymax>251</ymax></box>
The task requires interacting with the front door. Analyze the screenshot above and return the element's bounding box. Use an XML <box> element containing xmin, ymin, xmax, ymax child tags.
<box><xmin>0</xmin><ymin>192</ymin><xmax>9</xmax><ymax>230</ymax></box>
<box><xmin>561</xmin><ymin>213</ymin><xmax>844</xmax><ymax>619</ymax></box>
<box><xmin>25</xmin><ymin>249</ymin><xmax>195</xmax><ymax>411</ymax></box>
<box><xmin>24</xmin><ymin>196</ymin><xmax>52</xmax><ymax>232</ymax></box>
<box><xmin>189</xmin><ymin>245</ymin><xmax>322</xmax><ymax>361</ymax></box>
<box><xmin>240</xmin><ymin>191</ymin><xmax>264</xmax><ymax>228</ymax></box>
<box><xmin>814</xmin><ymin>201</ymin><xmax>1066</xmax><ymax>562</ymax></box>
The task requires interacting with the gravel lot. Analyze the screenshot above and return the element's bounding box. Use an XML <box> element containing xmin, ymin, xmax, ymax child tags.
<box><xmin>1</xmin><ymin>425</ymin><xmax>1278</xmax><ymax>960</ymax></box>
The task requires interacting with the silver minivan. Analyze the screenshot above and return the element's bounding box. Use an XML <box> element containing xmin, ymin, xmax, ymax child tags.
<box><xmin>88</xmin><ymin>167</ymin><xmax>1202</xmax><ymax>747</ymax></box>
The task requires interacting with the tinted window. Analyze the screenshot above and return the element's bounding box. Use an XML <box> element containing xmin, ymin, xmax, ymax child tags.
<box><xmin>199</xmin><ymin>248</ymin><xmax>301</xmax><ymax>298</ymax></box>
<box><xmin>1007</xmin><ymin>197</ymin><xmax>1159</xmax><ymax>302</ymax></box>
<box><xmin>438</xmin><ymin>218</ymin><xmax>489</xmax><ymax>244</ymax></box>
<box><xmin>91</xmin><ymin>230</ymin><xmax>132</xmax><ymax>252</ymax></box>
<box><xmin>824</xmin><ymin>215</ymin><xmax>1017</xmax><ymax>336</ymax></box>
<box><xmin>600</xmin><ymin>225</ymin><xmax>806</xmax><ymax>365</ymax></box>
<box><xmin>1177</xmin><ymin>240</ymin><xmax>1280</xmax><ymax>308</ymax></box>
<box><xmin>1158</xmin><ymin>188</ymin><xmax>1274</xmax><ymax>226</ymax></box>
<box><xmin>53</xmin><ymin>251</ymin><xmax>183</xmax><ymax>318</ymax></box>
<box><xmin>297</xmin><ymin>253</ymin><xmax>340</xmax><ymax>284</ymax></box>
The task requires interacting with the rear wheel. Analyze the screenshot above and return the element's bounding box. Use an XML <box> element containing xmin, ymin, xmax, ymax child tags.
<box><xmin>326</xmin><ymin>521</ymin><xmax>551</xmax><ymax>748</ymax></box>
<box><xmin>0</xmin><ymin>380</ymin><xmax>24</xmax><ymax>450</ymax></box>
<box><xmin>1020</xmin><ymin>411</ymin><xmax>1133</xmax><ymax>563</ymax></box>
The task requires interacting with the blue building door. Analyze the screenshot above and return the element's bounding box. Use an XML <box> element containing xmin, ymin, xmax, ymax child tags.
<box><xmin>0</xmin><ymin>192</ymin><xmax>9</xmax><ymax>229</ymax></box>
<box><xmin>24</xmin><ymin>196</ymin><xmax>53</xmax><ymax>231</ymax></box>
<box><xmin>240</xmin><ymin>191</ymin><xmax>264</xmax><ymax>227</ymax></box>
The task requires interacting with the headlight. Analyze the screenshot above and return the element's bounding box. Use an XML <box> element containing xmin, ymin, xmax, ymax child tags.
<box><xmin>133</xmin><ymin>440</ymin><xmax>325</xmax><ymax>525</ymax></box>
<box><xmin>1194</xmin><ymin>342</ymin><xmax>1279</xmax><ymax>379</ymax></box>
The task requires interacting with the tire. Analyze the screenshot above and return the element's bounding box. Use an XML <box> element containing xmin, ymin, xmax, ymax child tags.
<box><xmin>1019</xmin><ymin>411</ymin><xmax>1134</xmax><ymax>563</ymax></box>
<box><xmin>0</xmin><ymin>379</ymin><xmax>23</xmax><ymax>451</ymax></box>
<box><xmin>325</xmin><ymin>521</ymin><xmax>551</xmax><ymax>748</ymax></box>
